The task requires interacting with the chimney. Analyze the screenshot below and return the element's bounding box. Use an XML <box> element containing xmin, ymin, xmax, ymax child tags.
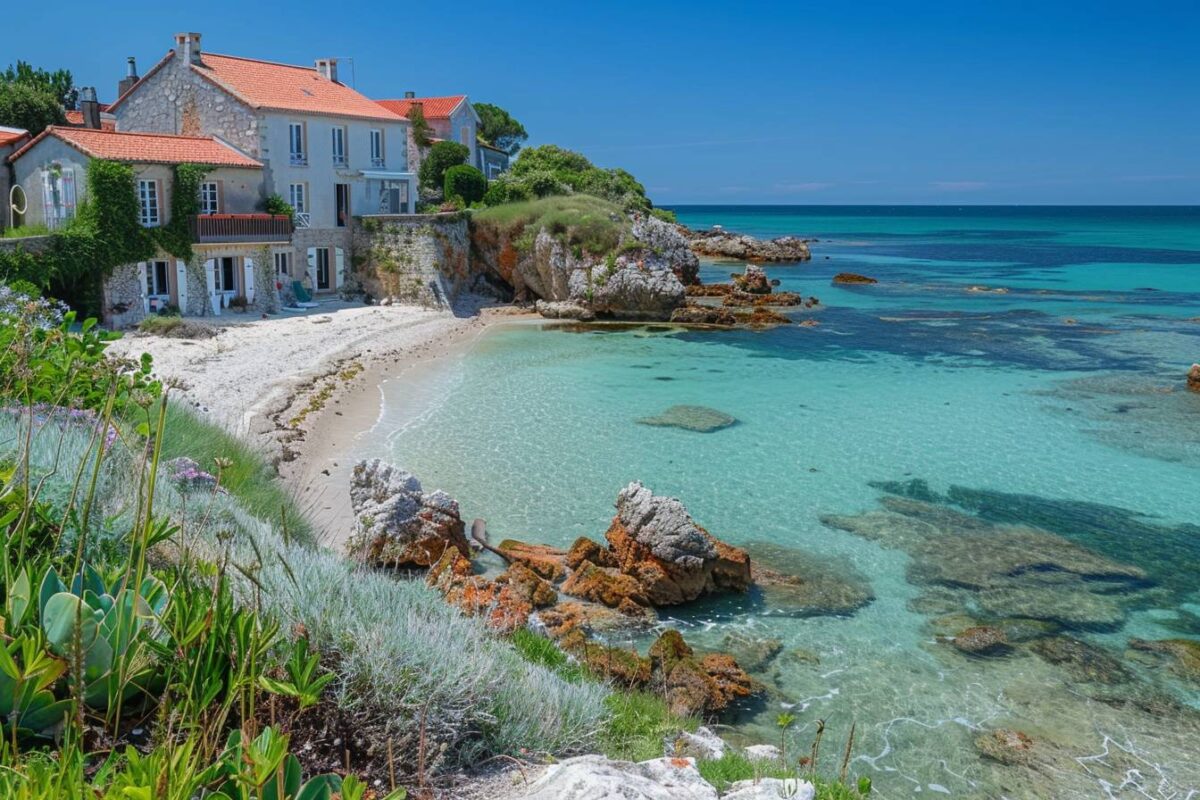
<box><xmin>404</xmin><ymin>90</ymin><xmax>415</xmax><ymax>99</ymax></box>
<box><xmin>315</xmin><ymin>58</ymin><xmax>338</xmax><ymax>82</ymax></box>
<box><xmin>117</xmin><ymin>56</ymin><xmax>138</xmax><ymax>98</ymax></box>
<box><xmin>79</xmin><ymin>87</ymin><xmax>101</xmax><ymax>129</ymax></box>
<box><xmin>174</xmin><ymin>32</ymin><xmax>202</xmax><ymax>65</ymax></box>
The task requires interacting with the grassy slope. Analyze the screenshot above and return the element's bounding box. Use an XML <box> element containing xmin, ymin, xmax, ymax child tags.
<box><xmin>157</xmin><ymin>401</ymin><xmax>315</xmax><ymax>545</ymax></box>
<box><xmin>472</xmin><ymin>194</ymin><xmax>631</xmax><ymax>257</ymax></box>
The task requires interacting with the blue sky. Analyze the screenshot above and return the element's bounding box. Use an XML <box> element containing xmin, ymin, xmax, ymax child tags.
<box><xmin>6</xmin><ymin>1</ymin><xmax>1198</xmax><ymax>204</ymax></box>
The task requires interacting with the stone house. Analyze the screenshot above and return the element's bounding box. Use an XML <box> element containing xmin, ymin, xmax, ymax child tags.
<box><xmin>6</xmin><ymin>125</ymin><xmax>290</xmax><ymax>327</ymax></box>
<box><xmin>108</xmin><ymin>32</ymin><xmax>415</xmax><ymax>296</ymax></box>
<box><xmin>1</xmin><ymin>125</ymin><xmax>31</xmax><ymax>232</ymax></box>
<box><xmin>375</xmin><ymin>95</ymin><xmax>500</xmax><ymax>181</ymax></box>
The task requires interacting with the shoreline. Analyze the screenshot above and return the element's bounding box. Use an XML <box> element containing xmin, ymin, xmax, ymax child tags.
<box><xmin>110</xmin><ymin>297</ymin><xmax>538</xmax><ymax>550</ymax></box>
<box><xmin>278</xmin><ymin>304</ymin><xmax>539</xmax><ymax>548</ymax></box>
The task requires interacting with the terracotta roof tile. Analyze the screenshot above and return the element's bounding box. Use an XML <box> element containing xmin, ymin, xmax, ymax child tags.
<box><xmin>0</xmin><ymin>126</ymin><xmax>29</xmax><ymax>148</ymax></box>
<box><xmin>63</xmin><ymin>111</ymin><xmax>117</xmax><ymax>130</ymax></box>
<box><xmin>194</xmin><ymin>53</ymin><xmax>403</xmax><ymax>121</ymax></box>
<box><xmin>8</xmin><ymin>126</ymin><xmax>261</xmax><ymax>168</ymax></box>
<box><xmin>376</xmin><ymin>95</ymin><xmax>467</xmax><ymax>120</ymax></box>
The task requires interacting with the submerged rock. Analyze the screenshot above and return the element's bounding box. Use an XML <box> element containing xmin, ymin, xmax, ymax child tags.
<box><xmin>347</xmin><ymin>459</ymin><xmax>470</xmax><ymax>568</ymax></box>
<box><xmin>636</xmin><ymin>405</ymin><xmax>738</xmax><ymax>433</ymax></box>
<box><xmin>975</xmin><ymin>728</ymin><xmax>1037</xmax><ymax>766</ymax></box>
<box><xmin>523</xmin><ymin>755</ymin><xmax>719</xmax><ymax>800</ymax></box>
<box><xmin>604</xmin><ymin>482</ymin><xmax>752</xmax><ymax>606</ymax></box>
<box><xmin>952</xmin><ymin>626</ymin><xmax>1010</xmax><ymax>655</ymax></box>
<box><xmin>745</xmin><ymin>541</ymin><xmax>874</xmax><ymax>617</ymax></box>
<box><xmin>1129</xmin><ymin>638</ymin><xmax>1200</xmax><ymax>683</ymax></box>
<box><xmin>1030</xmin><ymin>636</ymin><xmax>1131</xmax><ymax>684</ymax></box>
<box><xmin>669</xmin><ymin>304</ymin><xmax>738</xmax><ymax>326</ymax></box>
<box><xmin>832</xmin><ymin>272</ymin><xmax>878</xmax><ymax>285</ymax></box>
<box><xmin>721</xmin><ymin>631</ymin><xmax>783</xmax><ymax>672</ymax></box>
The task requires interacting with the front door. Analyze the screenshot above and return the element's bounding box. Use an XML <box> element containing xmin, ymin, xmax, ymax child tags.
<box><xmin>316</xmin><ymin>248</ymin><xmax>331</xmax><ymax>290</ymax></box>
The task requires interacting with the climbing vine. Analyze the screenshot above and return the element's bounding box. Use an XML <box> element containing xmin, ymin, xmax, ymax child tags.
<box><xmin>407</xmin><ymin>105</ymin><xmax>433</xmax><ymax>149</ymax></box>
<box><xmin>0</xmin><ymin>159</ymin><xmax>153</xmax><ymax>315</ymax></box>
<box><xmin>152</xmin><ymin>163</ymin><xmax>208</xmax><ymax>260</ymax></box>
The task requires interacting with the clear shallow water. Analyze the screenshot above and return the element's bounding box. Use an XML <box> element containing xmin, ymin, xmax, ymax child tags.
<box><xmin>368</xmin><ymin>207</ymin><xmax>1200</xmax><ymax>799</ymax></box>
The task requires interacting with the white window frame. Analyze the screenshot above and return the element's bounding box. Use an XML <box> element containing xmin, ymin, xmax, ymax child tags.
<box><xmin>274</xmin><ymin>251</ymin><xmax>291</xmax><ymax>277</ymax></box>
<box><xmin>288</xmin><ymin>122</ymin><xmax>306</xmax><ymax>165</ymax></box>
<box><xmin>146</xmin><ymin>260</ymin><xmax>170</xmax><ymax>296</ymax></box>
<box><xmin>138</xmin><ymin>179</ymin><xmax>160</xmax><ymax>227</ymax></box>
<box><xmin>288</xmin><ymin>182</ymin><xmax>307</xmax><ymax>214</ymax></box>
<box><xmin>199</xmin><ymin>181</ymin><xmax>220</xmax><ymax>215</ymax></box>
<box><xmin>331</xmin><ymin>126</ymin><xmax>347</xmax><ymax>166</ymax></box>
<box><xmin>369</xmin><ymin>129</ymin><xmax>384</xmax><ymax>168</ymax></box>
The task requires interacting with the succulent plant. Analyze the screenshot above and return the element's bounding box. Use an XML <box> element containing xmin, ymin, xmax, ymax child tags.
<box><xmin>38</xmin><ymin>564</ymin><xmax>169</xmax><ymax>710</ymax></box>
<box><xmin>0</xmin><ymin>628</ymin><xmax>72</xmax><ymax>739</ymax></box>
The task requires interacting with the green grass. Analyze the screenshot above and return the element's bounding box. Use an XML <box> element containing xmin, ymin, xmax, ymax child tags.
<box><xmin>511</xmin><ymin>629</ymin><xmax>585</xmax><ymax>682</ymax></box>
<box><xmin>599</xmin><ymin>689</ymin><xmax>697</xmax><ymax>762</ymax></box>
<box><xmin>137</xmin><ymin>314</ymin><xmax>183</xmax><ymax>335</ymax></box>
<box><xmin>473</xmin><ymin>194</ymin><xmax>630</xmax><ymax>257</ymax></box>
<box><xmin>697</xmin><ymin>751</ymin><xmax>795</xmax><ymax>794</ymax></box>
<box><xmin>158</xmin><ymin>401</ymin><xmax>315</xmax><ymax>545</ymax></box>
<box><xmin>1</xmin><ymin>223</ymin><xmax>54</xmax><ymax>239</ymax></box>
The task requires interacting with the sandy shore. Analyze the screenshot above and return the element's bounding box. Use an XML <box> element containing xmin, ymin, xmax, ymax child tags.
<box><xmin>110</xmin><ymin>297</ymin><xmax>534</xmax><ymax>550</ymax></box>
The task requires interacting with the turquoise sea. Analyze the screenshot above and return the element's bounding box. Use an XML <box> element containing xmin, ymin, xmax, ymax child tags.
<box><xmin>373</xmin><ymin>207</ymin><xmax>1200</xmax><ymax>799</ymax></box>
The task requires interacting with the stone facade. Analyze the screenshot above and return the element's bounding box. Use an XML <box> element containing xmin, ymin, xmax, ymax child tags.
<box><xmin>112</xmin><ymin>51</ymin><xmax>260</xmax><ymax>156</ymax></box>
<box><xmin>105</xmin><ymin>261</ymin><xmax>147</xmax><ymax>329</ymax></box>
<box><xmin>352</xmin><ymin>214</ymin><xmax>473</xmax><ymax>307</ymax></box>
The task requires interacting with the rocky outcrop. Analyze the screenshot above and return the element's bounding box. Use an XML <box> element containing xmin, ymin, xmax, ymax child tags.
<box><xmin>1188</xmin><ymin>363</ymin><xmax>1200</xmax><ymax>393</ymax></box>
<box><xmin>589</xmin><ymin>255</ymin><xmax>687</xmax><ymax>320</ymax></box>
<box><xmin>732</xmin><ymin>264</ymin><xmax>773</xmax><ymax>294</ymax></box>
<box><xmin>634</xmin><ymin>213</ymin><xmax>700</xmax><ymax>285</ymax></box>
<box><xmin>426</xmin><ymin>548</ymin><xmax>533</xmax><ymax>634</ymax></box>
<box><xmin>683</xmin><ymin>227</ymin><xmax>812</xmax><ymax>263</ymax></box>
<box><xmin>347</xmin><ymin>460</ymin><xmax>470</xmax><ymax>568</ymax></box>
<box><xmin>602</xmin><ymin>482</ymin><xmax>752</xmax><ymax>606</ymax></box>
<box><xmin>669</xmin><ymin>304</ymin><xmax>738</xmax><ymax>326</ymax></box>
<box><xmin>833</xmin><ymin>272</ymin><xmax>878</xmax><ymax>285</ymax></box>
<box><xmin>535</xmin><ymin>300</ymin><xmax>594</xmax><ymax>320</ymax></box>
<box><xmin>649</xmin><ymin>630</ymin><xmax>757</xmax><ymax>718</ymax></box>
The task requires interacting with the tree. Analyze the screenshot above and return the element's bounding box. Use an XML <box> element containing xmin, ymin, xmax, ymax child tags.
<box><xmin>475</xmin><ymin>102</ymin><xmax>528</xmax><ymax>156</ymax></box>
<box><xmin>0</xmin><ymin>81</ymin><xmax>65</xmax><ymax>134</ymax></box>
<box><xmin>2</xmin><ymin>60</ymin><xmax>76</xmax><ymax>109</ymax></box>
<box><xmin>418</xmin><ymin>141</ymin><xmax>470</xmax><ymax>191</ymax></box>
<box><xmin>444</xmin><ymin>165</ymin><xmax>487</xmax><ymax>206</ymax></box>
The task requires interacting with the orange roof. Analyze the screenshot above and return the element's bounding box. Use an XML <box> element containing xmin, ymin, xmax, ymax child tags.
<box><xmin>376</xmin><ymin>95</ymin><xmax>467</xmax><ymax>120</ymax></box>
<box><xmin>0</xmin><ymin>126</ymin><xmax>29</xmax><ymax>148</ymax></box>
<box><xmin>192</xmin><ymin>53</ymin><xmax>402</xmax><ymax>121</ymax></box>
<box><xmin>64</xmin><ymin>111</ymin><xmax>117</xmax><ymax>130</ymax></box>
<box><xmin>8</xmin><ymin>126</ymin><xmax>261</xmax><ymax>168</ymax></box>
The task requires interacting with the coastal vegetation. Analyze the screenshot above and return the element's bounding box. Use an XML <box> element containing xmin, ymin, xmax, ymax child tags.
<box><xmin>474</xmin><ymin>102</ymin><xmax>528</xmax><ymax>155</ymax></box>
<box><xmin>0</xmin><ymin>60</ymin><xmax>73</xmax><ymax>133</ymax></box>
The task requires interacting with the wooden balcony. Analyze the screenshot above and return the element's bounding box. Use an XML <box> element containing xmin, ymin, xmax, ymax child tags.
<box><xmin>188</xmin><ymin>214</ymin><xmax>293</xmax><ymax>244</ymax></box>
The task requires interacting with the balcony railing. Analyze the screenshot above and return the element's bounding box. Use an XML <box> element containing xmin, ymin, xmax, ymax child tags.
<box><xmin>189</xmin><ymin>214</ymin><xmax>293</xmax><ymax>244</ymax></box>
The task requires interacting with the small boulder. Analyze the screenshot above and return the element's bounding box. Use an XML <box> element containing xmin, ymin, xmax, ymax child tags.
<box><xmin>743</xmin><ymin>744</ymin><xmax>782</xmax><ymax>762</ymax></box>
<box><xmin>605</xmin><ymin>482</ymin><xmax>752</xmax><ymax>606</ymax></box>
<box><xmin>952</xmin><ymin>626</ymin><xmax>1009</xmax><ymax>655</ymax></box>
<box><xmin>732</xmin><ymin>264</ymin><xmax>771</xmax><ymax>294</ymax></box>
<box><xmin>665</xmin><ymin>726</ymin><xmax>727</xmax><ymax>760</ymax></box>
<box><xmin>1188</xmin><ymin>364</ymin><xmax>1200</xmax><ymax>393</ymax></box>
<box><xmin>347</xmin><ymin>460</ymin><xmax>470</xmax><ymax>568</ymax></box>
<box><xmin>725</xmin><ymin>779</ymin><xmax>815</xmax><ymax>800</ymax></box>
<box><xmin>523</xmin><ymin>755</ymin><xmax>718</xmax><ymax>800</ymax></box>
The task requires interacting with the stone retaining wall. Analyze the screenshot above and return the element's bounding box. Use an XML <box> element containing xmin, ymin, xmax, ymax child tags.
<box><xmin>351</xmin><ymin>213</ymin><xmax>473</xmax><ymax>307</ymax></box>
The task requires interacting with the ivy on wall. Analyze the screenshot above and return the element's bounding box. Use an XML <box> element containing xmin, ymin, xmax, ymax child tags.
<box><xmin>0</xmin><ymin>159</ymin><xmax>155</xmax><ymax>315</ymax></box>
<box><xmin>152</xmin><ymin>163</ymin><xmax>208</xmax><ymax>260</ymax></box>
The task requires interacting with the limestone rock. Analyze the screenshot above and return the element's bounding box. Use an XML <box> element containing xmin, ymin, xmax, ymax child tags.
<box><xmin>732</xmin><ymin>264</ymin><xmax>772</xmax><ymax>294</ymax></box>
<box><xmin>725</xmin><ymin>779</ymin><xmax>815</xmax><ymax>800</ymax></box>
<box><xmin>566</xmin><ymin>537</ymin><xmax>618</xmax><ymax>570</ymax></box>
<box><xmin>1188</xmin><ymin>364</ymin><xmax>1200</xmax><ymax>393</ymax></box>
<box><xmin>606</xmin><ymin>482</ymin><xmax>752</xmax><ymax>605</ymax></box>
<box><xmin>522</xmin><ymin>755</ymin><xmax>718</xmax><ymax>800</ymax></box>
<box><xmin>587</xmin><ymin>257</ymin><xmax>686</xmax><ymax>320</ymax></box>
<box><xmin>535</xmin><ymin>300</ymin><xmax>595</xmax><ymax>320</ymax></box>
<box><xmin>664</xmin><ymin>726</ymin><xmax>727</xmax><ymax>760</ymax></box>
<box><xmin>683</xmin><ymin>227</ymin><xmax>812</xmax><ymax>263</ymax></box>
<box><xmin>636</xmin><ymin>405</ymin><xmax>738</xmax><ymax>433</ymax></box>
<box><xmin>632</xmin><ymin>213</ymin><xmax>700</xmax><ymax>286</ymax></box>
<box><xmin>347</xmin><ymin>460</ymin><xmax>469</xmax><ymax>568</ymax></box>
<box><xmin>743</xmin><ymin>744</ymin><xmax>782</xmax><ymax>762</ymax></box>
<box><xmin>649</xmin><ymin>630</ymin><xmax>757</xmax><ymax>718</ymax></box>
<box><xmin>832</xmin><ymin>272</ymin><xmax>878</xmax><ymax>285</ymax></box>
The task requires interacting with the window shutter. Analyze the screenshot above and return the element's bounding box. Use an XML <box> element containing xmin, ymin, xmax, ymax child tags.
<box><xmin>41</xmin><ymin>171</ymin><xmax>54</xmax><ymax>226</ymax></box>
<box><xmin>306</xmin><ymin>247</ymin><xmax>317</xmax><ymax>288</ymax></box>
<box><xmin>176</xmin><ymin>260</ymin><xmax>189</xmax><ymax>313</ymax></box>
<box><xmin>335</xmin><ymin>247</ymin><xmax>345</xmax><ymax>289</ymax></box>
<box><xmin>140</xmin><ymin>262</ymin><xmax>151</xmax><ymax>314</ymax></box>
<box><xmin>243</xmin><ymin>257</ymin><xmax>256</xmax><ymax>303</ymax></box>
<box><xmin>204</xmin><ymin>258</ymin><xmax>219</xmax><ymax>315</ymax></box>
<box><xmin>62</xmin><ymin>169</ymin><xmax>76</xmax><ymax>219</ymax></box>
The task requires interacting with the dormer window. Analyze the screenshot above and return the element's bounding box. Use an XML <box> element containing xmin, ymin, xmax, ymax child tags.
<box><xmin>289</xmin><ymin>122</ymin><xmax>307</xmax><ymax>165</ymax></box>
<box><xmin>332</xmin><ymin>126</ymin><xmax>347</xmax><ymax>166</ymax></box>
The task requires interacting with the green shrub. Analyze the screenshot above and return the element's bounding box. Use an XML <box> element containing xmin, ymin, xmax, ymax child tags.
<box><xmin>444</xmin><ymin>164</ymin><xmax>487</xmax><ymax>206</ymax></box>
<box><xmin>263</xmin><ymin>192</ymin><xmax>295</xmax><ymax>219</ymax></box>
<box><xmin>418</xmin><ymin>140</ymin><xmax>470</xmax><ymax>191</ymax></box>
<box><xmin>474</xmin><ymin>194</ymin><xmax>629</xmax><ymax>259</ymax></box>
<box><xmin>502</xmin><ymin>145</ymin><xmax>658</xmax><ymax>214</ymax></box>
<box><xmin>0</xmin><ymin>80</ymin><xmax>64</xmax><ymax>133</ymax></box>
